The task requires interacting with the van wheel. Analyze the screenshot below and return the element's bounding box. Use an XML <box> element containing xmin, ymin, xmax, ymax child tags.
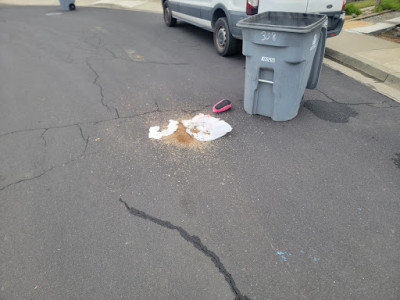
<box><xmin>214</xmin><ymin>17</ymin><xmax>238</xmax><ymax>56</ymax></box>
<box><xmin>163</xmin><ymin>1</ymin><xmax>177</xmax><ymax>27</ymax></box>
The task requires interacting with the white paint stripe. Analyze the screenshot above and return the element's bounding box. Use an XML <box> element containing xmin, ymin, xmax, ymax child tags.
<box><xmin>172</xmin><ymin>11</ymin><xmax>212</xmax><ymax>30</ymax></box>
<box><xmin>94</xmin><ymin>0</ymin><xmax>146</xmax><ymax>8</ymax></box>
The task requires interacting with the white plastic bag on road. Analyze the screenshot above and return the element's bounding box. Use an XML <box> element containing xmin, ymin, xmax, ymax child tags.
<box><xmin>182</xmin><ymin>113</ymin><xmax>232</xmax><ymax>141</ymax></box>
<box><xmin>149</xmin><ymin>120</ymin><xmax>179</xmax><ymax>139</ymax></box>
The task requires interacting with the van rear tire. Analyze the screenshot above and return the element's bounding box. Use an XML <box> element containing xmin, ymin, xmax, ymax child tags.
<box><xmin>214</xmin><ymin>17</ymin><xmax>238</xmax><ymax>56</ymax></box>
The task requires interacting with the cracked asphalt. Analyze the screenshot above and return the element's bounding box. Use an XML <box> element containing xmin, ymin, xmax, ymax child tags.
<box><xmin>1</xmin><ymin>5</ymin><xmax>400</xmax><ymax>300</ymax></box>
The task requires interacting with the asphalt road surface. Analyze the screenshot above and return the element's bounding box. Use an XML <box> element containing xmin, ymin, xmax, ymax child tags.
<box><xmin>1</xmin><ymin>6</ymin><xmax>399</xmax><ymax>300</ymax></box>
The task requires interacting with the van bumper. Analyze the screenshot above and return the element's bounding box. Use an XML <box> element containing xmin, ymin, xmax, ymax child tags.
<box><xmin>326</xmin><ymin>11</ymin><xmax>345</xmax><ymax>38</ymax></box>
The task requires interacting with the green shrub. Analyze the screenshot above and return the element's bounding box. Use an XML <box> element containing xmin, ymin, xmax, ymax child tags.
<box><xmin>375</xmin><ymin>0</ymin><xmax>400</xmax><ymax>12</ymax></box>
<box><xmin>352</xmin><ymin>0</ymin><xmax>376</xmax><ymax>9</ymax></box>
<box><xmin>345</xmin><ymin>3</ymin><xmax>362</xmax><ymax>15</ymax></box>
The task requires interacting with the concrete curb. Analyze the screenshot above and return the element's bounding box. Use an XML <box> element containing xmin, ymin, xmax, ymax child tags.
<box><xmin>325</xmin><ymin>47</ymin><xmax>400</xmax><ymax>91</ymax></box>
<box><xmin>348</xmin><ymin>22</ymin><xmax>397</xmax><ymax>34</ymax></box>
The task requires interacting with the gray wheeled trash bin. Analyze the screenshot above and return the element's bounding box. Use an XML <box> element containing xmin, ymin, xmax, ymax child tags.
<box><xmin>59</xmin><ymin>0</ymin><xmax>76</xmax><ymax>11</ymax></box>
<box><xmin>237</xmin><ymin>12</ymin><xmax>327</xmax><ymax>121</ymax></box>
<box><xmin>307</xmin><ymin>26</ymin><xmax>327</xmax><ymax>89</ymax></box>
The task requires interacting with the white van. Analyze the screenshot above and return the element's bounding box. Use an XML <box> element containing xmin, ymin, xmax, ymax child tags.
<box><xmin>162</xmin><ymin>0</ymin><xmax>346</xmax><ymax>56</ymax></box>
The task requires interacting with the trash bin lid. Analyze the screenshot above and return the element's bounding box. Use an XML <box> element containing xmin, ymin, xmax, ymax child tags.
<box><xmin>237</xmin><ymin>11</ymin><xmax>327</xmax><ymax>34</ymax></box>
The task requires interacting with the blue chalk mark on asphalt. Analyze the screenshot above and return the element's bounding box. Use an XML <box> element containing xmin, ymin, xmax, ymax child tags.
<box><xmin>277</xmin><ymin>251</ymin><xmax>288</xmax><ymax>262</ymax></box>
<box><xmin>308</xmin><ymin>253</ymin><xmax>320</xmax><ymax>262</ymax></box>
<box><xmin>276</xmin><ymin>249</ymin><xmax>320</xmax><ymax>263</ymax></box>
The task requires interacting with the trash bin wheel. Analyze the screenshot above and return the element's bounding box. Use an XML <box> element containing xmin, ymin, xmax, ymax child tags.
<box><xmin>69</xmin><ymin>3</ymin><xmax>76</xmax><ymax>10</ymax></box>
<box><xmin>163</xmin><ymin>1</ymin><xmax>177</xmax><ymax>27</ymax></box>
<box><xmin>214</xmin><ymin>17</ymin><xmax>238</xmax><ymax>57</ymax></box>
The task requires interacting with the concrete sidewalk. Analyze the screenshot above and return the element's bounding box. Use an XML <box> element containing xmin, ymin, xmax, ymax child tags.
<box><xmin>326</xmin><ymin>19</ymin><xmax>400</xmax><ymax>94</ymax></box>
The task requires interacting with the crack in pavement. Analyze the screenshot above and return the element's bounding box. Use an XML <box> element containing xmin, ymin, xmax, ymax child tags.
<box><xmin>0</xmin><ymin>106</ymin><xmax>202</xmax><ymax>139</ymax></box>
<box><xmin>78</xmin><ymin>125</ymin><xmax>90</xmax><ymax>155</ymax></box>
<box><xmin>0</xmin><ymin>104</ymin><xmax>203</xmax><ymax>190</ymax></box>
<box><xmin>40</xmin><ymin>128</ymin><xmax>48</xmax><ymax>146</ymax></box>
<box><xmin>103</xmin><ymin>47</ymin><xmax>120</xmax><ymax>60</ymax></box>
<box><xmin>181</xmin><ymin>104</ymin><xmax>213</xmax><ymax>114</ymax></box>
<box><xmin>0</xmin><ymin>120</ymin><xmax>119</xmax><ymax>139</ymax></box>
<box><xmin>115</xmin><ymin>107</ymin><xmax>120</xmax><ymax>118</ymax></box>
<box><xmin>86</xmin><ymin>59</ymin><xmax>119</xmax><ymax>118</ymax></box>
<box><xmin>315</xmin><ymin>88</ymin><xmax>400</xmax><ymax>108</ymax></box>
<box><xmin>0</xmin><ymin>125</ymin><xmax>94</xmax><ymax>191</ymax></box>
<box><xmin>119</xmin><ymin>198</ymin><xmax>250</xmax><ymax>300</ymax></box>
<box><xmin>0</xmin><ymin>166</ymin><xmax>54</xmax><ymax>192</ymax></box>
<box><xmin>0</xmin><ymin>152</ymin><xmax>98</xmax><ymax>192</ymax></box>
<box><xmin>83</xmin><ymin>31</ymin><xmax>102</xmax><ymax>50</ymax></box>
<box><xmin>137</xmin><ymin>60</ymin><xmax>189</xmax><ymax>66</ymax></box>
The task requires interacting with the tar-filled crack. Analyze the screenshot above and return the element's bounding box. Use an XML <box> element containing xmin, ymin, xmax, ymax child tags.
<box><xmin>119</xmin><ymin>198</ymin><xmax>250</xmax><ymax>300</ymax></box>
